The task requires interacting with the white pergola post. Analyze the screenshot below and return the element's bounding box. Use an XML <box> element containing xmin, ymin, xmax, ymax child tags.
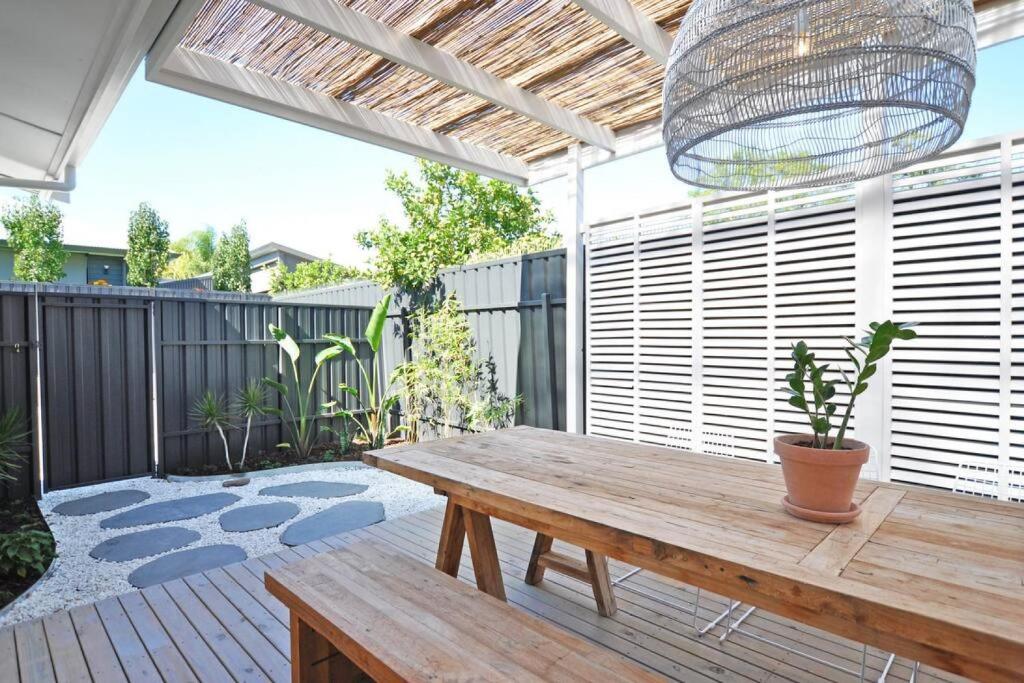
<box><xmin>565</xmin><ymin>144</ymin><xmax>586</xmax><ymax>434</ymax></box>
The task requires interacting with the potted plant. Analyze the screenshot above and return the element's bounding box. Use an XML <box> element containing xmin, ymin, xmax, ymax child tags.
<box><xmin>778</xmin><ymin>321</ymin><xmax>916</xmax><ymax>523</ymax></box>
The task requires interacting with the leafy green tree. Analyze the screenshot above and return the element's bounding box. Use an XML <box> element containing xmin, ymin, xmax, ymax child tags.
<box><xmin>268</xmin><ymin>259</ymin><xmax>365</xmax><ymax>293</ymax></box>
<box><xmin>212</xmin><ymin>222</ymin><xmax>251</xmax><ymax>292</ymax></box>
<box><xmin>1</xmin><ymin>196</ymin><xmax>67</xmax><ymax>282</ymax></box>
<box><xmin>356</xmin><ymin>160</ymin><xmax>557</xmax><ymax>290</ymax></box>
<box><xmin>125</xmin><ymin>202</ymin><xmax>170</xmax><ymax>287</ymax></box>
<box><xmin>164</xmin><ymin>227</ymin><xmax>216</xmax><ymax>279</ymax></box>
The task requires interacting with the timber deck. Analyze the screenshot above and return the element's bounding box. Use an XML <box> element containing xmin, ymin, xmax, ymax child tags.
<box><xmin>0</xmin><ymin>505</ymin><xmax>969</xmax><ymax>682</ymax></box>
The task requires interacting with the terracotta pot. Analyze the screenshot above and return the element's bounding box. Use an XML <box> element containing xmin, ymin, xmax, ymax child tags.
<box><xmin>774</xmin><ymin>434</ymin><xmax>869</xmax><ymax>520</ymax></box>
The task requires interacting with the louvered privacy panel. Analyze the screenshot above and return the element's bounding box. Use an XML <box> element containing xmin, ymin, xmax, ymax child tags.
<box><xmin>585</xmin><ymin>131</ymin><xmax>1024</xmax><ymax>500</ymax></box>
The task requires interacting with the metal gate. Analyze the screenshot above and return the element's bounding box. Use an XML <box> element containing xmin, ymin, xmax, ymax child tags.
<box><xmin>39</xmin><ymin>296</ymin><xmax>154</xmax><ymax>489</ymax></box>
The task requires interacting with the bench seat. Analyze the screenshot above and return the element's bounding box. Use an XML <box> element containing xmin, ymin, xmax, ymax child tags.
<box><xmin>265</xmin><ymin>539</ymin><xmax>664</xmax><ymax>682</ymax></box>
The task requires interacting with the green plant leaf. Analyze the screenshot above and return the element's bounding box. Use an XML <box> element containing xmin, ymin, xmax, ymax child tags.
<box><xmin>327</xmin><ymin>335</ymin><xmax>357</xmax><ymax>357</ymax></box>
<box><xmin>269</xmin><ymin>324</ymin><xmax>300</xmax><ymax>363</ymax></box>
<box><xmin>314</xmin><ymin>346</ymin><xmax>343</xmax><ymax>366</ymax></box>
<box><xmin>262</xmin><ymin>378</ymin><xmax>288</xmax><ymax>395</ymax></box>
<box><xmin>365</xmin><ymin>294</ymin><xmax>392</xmax><ymax>353</ymax></box>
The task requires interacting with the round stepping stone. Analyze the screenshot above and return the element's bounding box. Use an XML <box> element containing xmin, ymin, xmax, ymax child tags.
<box><xmin>280</xmin><ymin>501</ymin><xmax>385</xmax><ymax>547</ymax></box>
<box><xmin>90</xmin><ymin>527</ymin><xmax>200</xmax><ymax>563</ymax></box>
<box><xmin>259</xmin><ymin>481</ymin><xmax>368</xmax><ymax>499</ymax></box>
<box><xmin>222</xmin><ymin>477</ymin><xmax>250</xmax><ymax>488</ymax></box>
<box><xmin>52</xmin><ymin>489</ymin><xmax>150</xmax><ymax>516</ymax></box>
<box><xmin>100</xmin><ymin>492</ymin><xmax>240</xmax><ymax>529</ymax></box>
<box><xmin>219</xmin><ymin>502</ymin><xmax>299</xmax><ymax>533</ymax></box>
<box><xmin>127</xmin><ymin>544</ymin><xmax>247</xmax><ymax>588</ymax></box>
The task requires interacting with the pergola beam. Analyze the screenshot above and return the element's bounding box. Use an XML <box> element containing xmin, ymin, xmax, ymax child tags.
<box><xmin>153</xmin><ymin>48</ymin><xmax>530</xmax><ymax>185</ymax></box>
<box><xmin>250</xmin><ymin>0</ymin><xmax>617</xmax><ymax>152</ymax></box>
<box><xmin>573</xmin><ymin>0</ymin><xmax>674</xmax><ymax>66</ymax></box>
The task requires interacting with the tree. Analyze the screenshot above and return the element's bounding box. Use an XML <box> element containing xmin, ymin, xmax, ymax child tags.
<box><xmin>1</xmin><ymin>196</ymin><xmax>67</xmax><ymax>282</ymax></box>
<box><xmin>268</xmin><ymin>259</ymin><xmax>365</xmax><ymax>293</ymax></box>
<box><xmin>212</xmin><ymin>222</ymin><xmax>251</xmax><ymax>292</ymax></box>
<box><xmin>125</xmin><ymin>203</ymin><xmax>170</xmax><ymax>287</ymax></box>
<box><xmin>356</xmin><ymin>160</ymin><xmax>558</xmax><ymax>291</ymax></box>
<box><xmin>164</xmin><ymin>227</ymin><xmax>216</xmax><ymax>279</ymax></box>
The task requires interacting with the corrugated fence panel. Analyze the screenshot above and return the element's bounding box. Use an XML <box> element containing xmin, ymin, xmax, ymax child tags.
<box><xmin>0</xmin><ymin>294</ymin><xmax>34</xmax><ymax>501</ymax></box>
<box><xmin>273</xmin><ymin>250</ymin><xmax>567</xmax><ymax>433</ymax></box>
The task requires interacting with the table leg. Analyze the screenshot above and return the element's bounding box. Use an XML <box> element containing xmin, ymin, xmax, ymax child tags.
<box><xmin>462</xmin><ymin>507</ymin><xmax>507</xmax><ymax>601</ymax></box>
<box><xmin>435</xmin><ymin>498</ymin><xmax>466</xmax><ymax>578</ymax></box>
<box><xmin>586</xmin><ymin>550</ymin><xmax>618</xmax><ymax>617</ymax></box>
<box><xmin>525</xmin><ymin>533</ymin><xmax>554</xmax><ymax>585</ymax></box>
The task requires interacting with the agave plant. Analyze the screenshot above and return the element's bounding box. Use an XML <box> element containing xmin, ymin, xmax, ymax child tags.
<box><xmin>0</xmin><ymin>408</ymin><xmax>28</xmax><ymax>484</ymax></box>
<box><xmin>784</xmin><ymin>321</ymin><xmax>916</xmax><ymax>450</ymax></box>
<box><xmin>191</xmin><ymin>391</ymin><xmax>234</xmax><ymax>470</ymax></box>
<box><xmin>235</xmin><ymin>380</ymin><xmax>274</xmax><ymax>469</ymax></box>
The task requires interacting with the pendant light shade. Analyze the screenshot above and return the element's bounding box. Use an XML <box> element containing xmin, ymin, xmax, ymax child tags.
<box><xmin>662</xmin><ymin>0</ymin><xmax>977</xmax><ymax>191</ymax></box>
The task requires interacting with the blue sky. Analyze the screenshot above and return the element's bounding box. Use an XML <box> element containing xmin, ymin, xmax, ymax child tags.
<box><xmin>3</xmin><ymin>37</ymin><xmax>1022</xmax><ymax>267</ymax></box>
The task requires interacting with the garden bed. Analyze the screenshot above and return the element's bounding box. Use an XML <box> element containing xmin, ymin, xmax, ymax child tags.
<box><xmin>0</xmin><ymin>499</ymin><xmax>55</xmax><ymax>611</ymax></box>
<box><xmin>166</xmin><ymin>442</ymin><xmax>370</xmax><ymax>477</ymax></box>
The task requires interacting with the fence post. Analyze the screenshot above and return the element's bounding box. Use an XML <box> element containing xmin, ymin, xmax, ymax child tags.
<box><xmin>29</xmin><ymin>289</ymin><xmax>44</xmax><ymax>498</ymax></box>
<box><xmin>150</xmin><ymin>300</ymin><xmax>163</xmax><ymax>477</ymax></box>
<box><xmin>540</xmin><ymin>293</ymin><xmax>560</xmax><ymax>429</ymax></box>
<box><xmin>564</xmin><ymin>144</ymin><xmax>586</xmax><ymax>434</ymax></box>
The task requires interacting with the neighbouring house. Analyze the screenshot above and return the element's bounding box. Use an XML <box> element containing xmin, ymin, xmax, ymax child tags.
<box><xmin>0</xmin><ymin>239</ymin><xmax>127</xmax><ymax>286</ymax></box>
<box><xmin>159</xmin><ymin>242</ymin><xmax>318</xmax><ymax>293</ymax></box>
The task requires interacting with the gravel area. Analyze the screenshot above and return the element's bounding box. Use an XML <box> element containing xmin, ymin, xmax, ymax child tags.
<box><xmin>0</xmin><ymin>463</ymin><xmax>442</xmax><ymax>627</ymax></box>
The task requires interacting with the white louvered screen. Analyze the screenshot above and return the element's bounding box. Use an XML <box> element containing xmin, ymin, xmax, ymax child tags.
<box><xmin>584</xmin><ymin>130</ymin><xmax>1024</xmax><ymax>500</ymax></box>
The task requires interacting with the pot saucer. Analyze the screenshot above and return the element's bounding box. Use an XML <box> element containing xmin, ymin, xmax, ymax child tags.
<box><xmin>782</xmin><ymin>496</ymin><xmax>861</xmax><ymax>524</ymax></box>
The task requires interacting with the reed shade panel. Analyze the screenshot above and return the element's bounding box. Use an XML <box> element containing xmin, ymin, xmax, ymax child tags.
<box><xmin>178</xmin><ymin>0</ymin><xmax>999</xmax><ymax>166</ymax></box>
<box><xmin>662</xmin><ymin>0</ymin><xmax>978</xmax><ymax>190</ymax></box>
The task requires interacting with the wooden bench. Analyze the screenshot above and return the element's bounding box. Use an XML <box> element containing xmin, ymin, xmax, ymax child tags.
<box><xmin>264</xmin><ymin>539</ymin><xmax>664</xmax><ymax>682</ymax></box>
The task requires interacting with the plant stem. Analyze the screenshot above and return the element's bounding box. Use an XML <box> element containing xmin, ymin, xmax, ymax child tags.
<box><xmin>215</xmin><ymin>423</ymin><xmax>232</xmax><ymax>471</ymax></box>
<box><xmin>241</xmin><ymin>414</ymin><xmax>251</xmax><ymax>468</ymax></box>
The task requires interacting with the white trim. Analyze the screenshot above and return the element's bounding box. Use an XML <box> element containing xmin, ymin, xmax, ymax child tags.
<box><xmin>977</xmin><ymin>0</ymin><xmax>1024</xmax><ymax>48</ymax></box>
<box><xmin>572</xmin><ymin>0</ymin><xmax>674</xmax><ymax>66</ymax></box>
<box><xmin>151</xmin><ymin>48</ymin><xmax>530</xmax><ymax>184</ymax></box>
<box><xmin>997</xmin><ymin>138</ymin><xmax>1013</xmax><ymax>499</ymax></box>
<box><xmin>250</xmin><ymin>0</ymin><xmax>616</xmax><ymax>152</ymax></box>
<box><xmin>529</xmin><ymin>119</ymin><xmax>663</xmax><ymax>185</ymax></box>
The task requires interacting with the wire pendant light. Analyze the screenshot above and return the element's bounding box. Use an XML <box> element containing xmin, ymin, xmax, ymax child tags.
<box><xmin>662</xmin><ymin>0</ymin><xmax>977</xmax><ymax>190</ymax></box>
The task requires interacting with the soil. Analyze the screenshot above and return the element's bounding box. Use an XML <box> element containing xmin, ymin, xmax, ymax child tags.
<box><xmin>0</xmin><ymin>499</ymin><xmax>54</xmax><ymax>611</ymax></box>
<box><xmin>792</xmin><ymin>438</ymin><xmax>856</xmax><ymax>451</ymax></box>
<box><xmin>166</xmin><ymin>440</ymin><xmax>403</xmax><ymax>477</ymax></box>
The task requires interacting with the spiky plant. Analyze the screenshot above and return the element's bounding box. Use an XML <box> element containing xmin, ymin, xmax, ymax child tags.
<box><xmin>235</xmin><ymin>380</ymin><xmax>273</xmax><ymax>470</ymax></box>
<box><xmin>0</xmin><ymin>408</ymin><xmax>28</xmax><ymax>483</ymax></box>
<box><xmin>191</xmin><ymin>391</ymin><xmax>234</xmax><ymax>471</ymax></box>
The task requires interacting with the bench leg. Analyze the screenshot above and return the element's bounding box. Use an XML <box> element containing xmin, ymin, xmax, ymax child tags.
<box><xmin>525</xmin><ymin>533</ymin><xmax>554</xmax><ymax>585</ymax></box>
<box><xmin>462</xmin><ymin>508</ymin><xmax>507</xmax><ymax>601</ymax></box>
<box><xmin>436</xmin><ymin>498</ymin><xmax>467</xmax><ymax>578</ymax></box>
<box><xmin>291</xmin><ymin>613</ymin><xmax>364</xmax><ymax>682</ymax></box>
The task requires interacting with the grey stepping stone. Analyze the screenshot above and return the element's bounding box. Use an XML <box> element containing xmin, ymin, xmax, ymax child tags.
<box><xmin>52</xmin><ymin>489</ymin><xmax>150</xmax><ymax>516</ymax></box>
<box><xmin>281</xmin><ymin>501</ymin><xmax>384</xmax><ymax>546</ymax></box>
<box><xmin>223</xmin><ymin>477</ymin><xmax>250</xmax><ymax>488</ymax></box>
<box><xmin>127</xmin><ymin>544</ymin><xmax>247</xmax><ymax>588</ymax></box>
<box><xmin>219</xmin><ymin>502</ymin><xmax>299</xmax><ymax>532</ymax></box>
<box><xmin>101</xmin><ymin>493</ymin><xmax>240</xmax><ymax>529</ymax></box>
<box><xmin>259</xmin><ymin>481</ymin><xmax>368</xmax><ymax>499</ymax></box>
<box><xmin>90</xmin><ymin>527</ymin><xmax>200</xmax><ymax>563</ymax></box>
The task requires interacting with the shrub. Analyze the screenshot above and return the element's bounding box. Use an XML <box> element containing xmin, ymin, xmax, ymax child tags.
<box><xmin>268</xmin><ymin>260</ymin><xmax>365</xmax><ymax>293</ymax></box>
<box><xmin>0</xmin><ymin>408</ymin><xmax>28</xmax><ymax>484</ymax></box>
<box><xmin>190</xmin><ymin>391</ymin><xmax>234</xmax><ymax>470</ymax></box>
<box><xmin>212</xmin><ymin>222</ymin><xmax>251</xmax><ymax>292</ymax></box>
<box><xmin>1</xmin><ymin>196</ymin><xmax>67</xmax><ymax>282</ymax></box>
<box><xmin>0</xmin><ymin>529</ymin><xmax>55</xmax><ymax>579</ymax></box>
<box><xmin>125</xmin><ymin>203</ymin><xmax>171</xmax><ymax>287</ymax></box>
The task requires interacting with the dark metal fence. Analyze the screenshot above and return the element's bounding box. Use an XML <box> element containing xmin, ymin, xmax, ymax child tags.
<box><xmin>274</xmin><ymin>249</ymin><xmax>568</xmax><ymax>432</ymax></box>
<box><xmin>0</xmin><ymin>283</ymin><xmax>373</xmax><ymax>496</ymax></box>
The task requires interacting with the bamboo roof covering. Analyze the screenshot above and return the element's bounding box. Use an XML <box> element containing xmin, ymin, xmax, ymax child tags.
<box><xmin>165</xmin><ymin>0</ymin><xmax>1009</xmax><ymax>178</ymax></box>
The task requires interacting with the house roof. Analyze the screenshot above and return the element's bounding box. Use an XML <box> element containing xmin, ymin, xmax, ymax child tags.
<box><xmin>249</xmin><ymin>241</ymin><xmax>319</xmax><ymax>262</ymax></box>
<box><xmin>0</xmin><ymin>239</ymin><xmax>127</xmax><ymax>257</ymax></box>
<box><xmin>145</xmin><ymin>0</ymin><xmax>1020</xmax><ymax>186</ymax></box>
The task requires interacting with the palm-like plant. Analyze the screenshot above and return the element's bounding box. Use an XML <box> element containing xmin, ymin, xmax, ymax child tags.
<box><xmin>0</xmin><ymin>408</ymin><xmax>28</xmax><ymax>484</ymax></box>
<box><xmin>191</xmin><ymin>391</ymin><xmax>234</xmax><ymax>470</ymax></box>
<box><xmin>235</xmin><ymin>380</ymin><xmax>273</xmax><ymax>469</ymax></box>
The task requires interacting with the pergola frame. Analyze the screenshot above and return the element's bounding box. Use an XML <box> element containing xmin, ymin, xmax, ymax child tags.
<box><xmin>146</xmin><ymin>0</ymin><xmax>1024</xmax><ymax>433</ymax></box>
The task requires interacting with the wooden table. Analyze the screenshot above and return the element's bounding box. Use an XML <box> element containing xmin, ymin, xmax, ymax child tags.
<box><xmin>364</xmin><ymin>427</ymin><xmax>1024</xmax><ymax>683</ymax></box>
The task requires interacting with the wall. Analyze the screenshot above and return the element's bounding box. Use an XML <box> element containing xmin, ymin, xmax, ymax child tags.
<box><xmin>274</xmin><ymin>249</ymin><xmax>568</xmax><ymax>432</ymax></box>
<box><xmin>0</xmin><ymin>248</ymin><xmax>111</xmax><ymax>285</ymax></box>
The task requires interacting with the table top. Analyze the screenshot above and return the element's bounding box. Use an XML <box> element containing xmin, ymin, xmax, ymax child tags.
<box><xmin>365</xmin><ymin>426</ymin><xmax>1024</xmax><ymax>683</ymax></box>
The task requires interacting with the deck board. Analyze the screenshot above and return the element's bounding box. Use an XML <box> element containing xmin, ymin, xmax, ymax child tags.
<box><xmin>0</xmin><ymin>506</ymin><xmax>973</xmax><ymax>682</ymax></box>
